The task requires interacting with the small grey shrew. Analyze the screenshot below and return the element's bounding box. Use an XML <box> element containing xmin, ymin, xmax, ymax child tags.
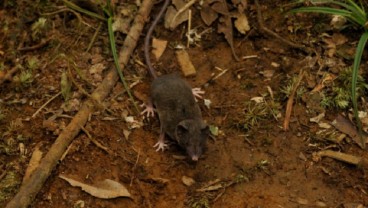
<box><xmin>142</xmin><ymin>0</ymin><xmax>209</xmax><ymax>161</ymax></box>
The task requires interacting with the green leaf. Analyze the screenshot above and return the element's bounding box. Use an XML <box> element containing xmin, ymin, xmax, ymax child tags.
<box><xmin>290</xmin><ymin>7</ymin><xmax>352</xmax><ymax>16</ymax></box>
<box><xmin>352</xmin><ymin>31</ymin><xmax>368</xmax><ymax>148</ymax></box>
<box><xmin>107</xmin><ymin>17</ymin><xmax>139</xmax><ymax>113</ymax></box>
<box><xmin>63</xmin><ymin>0</ymin><xmax>106</xmax><ymax>21</ymax></box>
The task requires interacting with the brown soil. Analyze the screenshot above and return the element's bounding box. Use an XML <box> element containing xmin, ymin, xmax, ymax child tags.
<box><xmin>1</xmin><ymin>0</ymin><xmax>368</xmax><ymax>207</ymax></box>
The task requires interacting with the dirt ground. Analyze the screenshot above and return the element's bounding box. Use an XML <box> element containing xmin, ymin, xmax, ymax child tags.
<box><xmin>1</xmin><ymin>0</ymin><xmax>368</xmax><ymax>207</ymax></box>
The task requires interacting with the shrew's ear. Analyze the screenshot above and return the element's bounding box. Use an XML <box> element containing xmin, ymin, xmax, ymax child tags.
<box><xmin>176</xmin><ymin>122</ymin><xmax>188</xmax><ymax>138</ymax></box>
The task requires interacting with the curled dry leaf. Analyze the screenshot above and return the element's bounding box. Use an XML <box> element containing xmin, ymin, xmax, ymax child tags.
<box><xmin>182</xmin><ymin>176</ymin><xmax>195</xmax><ymax>186</ymax></box>
<box><xmin>234</xmin><ymin>12</ymin><xmax>250</xmax><ymax>34</ymax></box>
<box><xmin>164</xmin><ymin>0</ymin><xmax>191</xmax><ymax>30</ymax></box>
<box><xmin>218</xmin><ymin>14</ymin><xmax>239</xmax><ymax>61</ymax></box>
<box><xmin>59</xmin><ymin>175</ymin><xmax>131</xmax><ymax>199</ymax></box>
<box><xmin>330</xmin><ymin>15</ymin><xmax>347</xmax><ymax>30</ymax></box>
<box><xmin>331</xmin><ymin>114</ymin><xmax>368</xmax><ymax>148</ymax></box>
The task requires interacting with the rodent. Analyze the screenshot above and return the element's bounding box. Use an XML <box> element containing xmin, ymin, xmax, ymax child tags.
<box><xmin>143</xmin><ymin>0</ymin><xmax>209</xmax><ymax>161</ymax></box>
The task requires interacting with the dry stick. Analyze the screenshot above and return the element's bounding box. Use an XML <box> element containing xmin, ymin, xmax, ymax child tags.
<box><xmin>18</xmin><ymin>37</ymin><xmax>52</xmax><ymax>51</ymax></box>
<box><xmin>5</xmin><ymin>0</ymin><xmax>154</xmax><ymax>207</ymax></box>
<box><xmin>283</xmin><ymin>69</ymin><xmax>305</xmax><ymax>131</ymax></box>
<box><xmin>80</xmin><ymin>125</ymin><xmax>112</xmax><ymax>154</ymax></box>
<box><xmin>87</xmin><ymin>22</ymin><xmax>102</xmax><ymax>52</ymax></box>
<box><xmin>0</xmin><ymin>65</ymin><xmax>21</xmax><ymax>85</ymax></box>
<box><xmin>255</xmin><ymin>0</ymin><xmax>312</xmax><ymax>54</ymax></box>
<box><xmin>32</xmin><ymin>92</ymin><xmax>62</xmax><ymax>118</ymax></box>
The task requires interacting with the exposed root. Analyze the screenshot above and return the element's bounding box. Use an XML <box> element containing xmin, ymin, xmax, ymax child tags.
<box><xmin>5</xmin><ymin>0</ymin><xmax>154</xmax><ymax>206</ymax></box>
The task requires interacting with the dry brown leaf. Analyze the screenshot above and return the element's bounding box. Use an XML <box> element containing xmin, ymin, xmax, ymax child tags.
<box><xmin>332</xmin><ymin>33</ymin><xmax>348</xmax><ymax>46</ymax></box>
<box><xmin>176</xmin><ymin>50</ymin><xmax>196</xmax><ymax>77</ymax></box>
<box><xmin>164</xmin><ymin>0</ymin><xmax>193</xmax><ymax>30</ymax></box>
<box><xmin>211</xmin><ymin>1</ymin><xmax>229</xmax><ymax>15</ymax></box>
<box><xmin>200</xmin><ymin>1</ymin><xmax>219</xmax><ymax>26</ymax></box>
<box><xmin>182</xmin><ymin>176</ymin><xmax>195</xmax><ymax>186</ymax></box>
<box><xmin>112</xmin><ymin>17</ymin><xmax>131</xmax><ymax>34</ymax></box>
<box><xmin>234</xmin><ymin>12</ymin><xmax>250</xmax><ymax>34</ymax></box>
<box><xmin>331</xmin><ymin>114</ymin><xmax>368</xmax><ymax>148</ymax></box>
<box><xmin>59</xmin><ymin>175</ymin><xmax>131</xmax><ymax>199</ymax></box>
<box><xmin>23</xmin><ymin>143</ymin><xmax>43</xmax><ymax>183</ymax></box>
<box><xmin>152</xmin><ymin>38</ymin><xmax>168</xmax><ymax>60</ymax></box>
<box><xmin>218</xmin><ymin>15</ymin><xmax>239</xmax><ymax>61</ymax></box>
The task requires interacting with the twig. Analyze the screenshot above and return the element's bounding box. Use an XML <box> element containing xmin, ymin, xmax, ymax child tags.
<box><xmin>80</xmin><ymin>125</ymin><xmax>112</xmax><ymax>154</ymax></box>
<box><xmin>187</xmin><ymin>9</ymin><xmax>192</xmax><ymax>48</ymax></box>
<box><xmin>32</xmin><ymin>92</ymin><xmax>62</xmax><ymax>118</ymax></box>
<box><xmin>87</xmin><ymin>22</ymin><xmax>102</xmax><ymax>52</ymax></box>
<box><xmin>0</xmin><ymin>65</ymin><xmax>21</xmax><ymax>85</ymax></box>
<box><xmin>170</xmin><ymin>0</ymin><xmax>197</xmax><ymax>29</ymax></box>
<box><xmin>18</xmin><ymin>37</ymin><xmax>52</xmax><ymax>52</ymax></box>
<box><xmin>5</xmin><ymin>0</ymin><xmax>154</xmax><ymax>206</ymax></box>
<box><xmin>130</xmin><ymin>149</ymin><xmax>140</xmax><ymax>186</ymax></box>
<box><xmin>255</xmin><ymin>0</ymin><xmax>312</xmax><ymax>54</ymax></box>
<box><xmin>283</xmin><ymin>69</ymin><xmax>305</xmax><ymax>131</ymax></box>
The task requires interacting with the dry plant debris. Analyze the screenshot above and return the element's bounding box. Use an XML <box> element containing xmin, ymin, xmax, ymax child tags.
<box><xmin>59</xmin><ymin>175</ymin><xmax>131</xmax><ymax>199</ymax></box>
<box><xmin>176</xmin><ymin>50</ymin><xmax>197</xmax><ymax>77</ymax></box>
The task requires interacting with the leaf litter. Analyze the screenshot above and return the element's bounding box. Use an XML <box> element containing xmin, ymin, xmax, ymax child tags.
<box><xmin>59</xmin><ymin>175</ymin><xmax>131</xmax><ymax>199</ymax></box>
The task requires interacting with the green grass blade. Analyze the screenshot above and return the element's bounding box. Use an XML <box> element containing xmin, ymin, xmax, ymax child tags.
<box><xmin>290</xmin><ymin>0</ymin><xmax>367</xmax><ymax>26</ymax></box>
<box><xmin>63</xmin><ymin>0</ymin><xmax>106</xmax><ymax>21</ymax></box>
<box><xmin>352</xmin><ymin>31</ymin><xmax>368</xmax><ymax>148</ymax></box>
<box><xmin>290</xmin><ymin>7</ymin><xmax>352</xmax><ymax>16</ymax></box>
<box><xmin>346</xmin><ymin>0</ymin><xmax>366</xmax><ymax>17</ymax></box>
<box><xmin>107</xmin><ymin>17</ymin><xmax>139</xmax><ymax>114</ymax></box>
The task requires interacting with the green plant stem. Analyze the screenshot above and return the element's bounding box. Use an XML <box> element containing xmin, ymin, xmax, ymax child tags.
<box><xmin>352</xmin><ymin>31</ymin><xmax>368</xmax><ymax>148</ymax></box>
<box><xmin>107</xmin><ymin>17</ymin><xmax>139</xmax><ymax>114</ymax></box>
<box><xmin>63</xmin><ymin>0</ymin><xmax>106</xmax><ymax>21</ymax></box>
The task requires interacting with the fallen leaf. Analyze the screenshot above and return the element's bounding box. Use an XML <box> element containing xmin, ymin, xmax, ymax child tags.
<box><xmin>204</xmin><ymin>99</ymin><xmax>212</xmax><ymax>109</ymax></box>
<box><xmin>23</xmin><ymin>143</ymin><xmax>43</xmax><ymax>183</ymax></box>
<box><xmin>318</xmin><ymin>122</ymin><xmax>331</xmax><ymax>129</ymax></box>
<box><xmin>152</xmin><ymin>38</ymin><xmax>168</xmax><ymax>60</ymax></box>
<box><xmin>309</xmin><ymin>112</ymin><xmax>325</xmax><ymax>123</ymax></box>
<box><xmin>59</xmin><ymin>175</ymin><xmax>131</xmax><ymax>199</ymax></box>
<box><xmin>234</xmin><ymin>12</ymin><xmax>250</xmax><ymax>34</ymax></box>
<box><xmin>182</xmin><ymin>176</ymin><xmax>195</xmax><ymax>186</ymax></box>
<box><xmin>315</xmin><ymin>201</ymin><xmax>327</xmax><ymax>207</ymax></box>
<box><xmin>123</xmin><ymin>129</ymin><xmax>131</xmax><ymax>140</ymax></box>
<box><xmin>200</xmin><ymin>1</ymin><xmax>218</xmax><ymax>26</ymax></box>
<box><xmin>331</xmin><ymin>114</ymin><xmax>368</xmax><ymax>148</ymax></box>
<box><xmin>330</xmin><ymin>15</ymin><xmax>346</xmax><ymax>30</ymax></box>
<box><xmin>259</xmin><ymin>69</ymin><xmax>275</xmax><ymax>79</ymax></box>
<box><xmin>61</xmin><ymin>70</ymin><xmax>72</xmax><ymax>101</ymax></box>
<box><xmin>211</xmin><ymin>0</ymin><xmax>229</xmax><ymax>15</ymax></box>
<box><xmin>343</xmin><ymin>203</ymin><xmax>365</xmax><ymax>208</ymax></box>
<box><xmin>112</xmin><ymin>17</ymin><xmax>131</xmax><ymax>34</ymax></box>
<box><xmin>251</xmin><ymin>96</ymin><xmax>264</xmax><ymax>103</ymax></box>
<box><xmin>176</xmin><ymin>50</ymin><xmax>196</xmax><ymax>77</ymax></box>
<box><xmin>165</xmin><ymin>0</ymin><xmax>193</xmax><ymax>30</ymax></box>
<box><xmin>209</xmin><ymin>125</ymin><xmax>219</xmax><ymax>136</ymax></box>
<box><xmin>296</xmin><ymin>197</ymin><xmax>309</xmax><ymax>205</ymax></box>
<box><xmin>218</xmin><ymin>14</ymin><xmax>239</xmax><ymax>61</ymax></box>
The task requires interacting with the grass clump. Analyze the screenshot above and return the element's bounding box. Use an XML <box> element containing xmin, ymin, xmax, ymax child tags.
<box><xmin>290</xmin><ymin>0</ymin><xmax>368</xmax><ymax>147</ymax></box>
<box><xmin>321</xmin><ymin>67</ymin><xmax>368</xmax><ymax>109</ymax></box>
